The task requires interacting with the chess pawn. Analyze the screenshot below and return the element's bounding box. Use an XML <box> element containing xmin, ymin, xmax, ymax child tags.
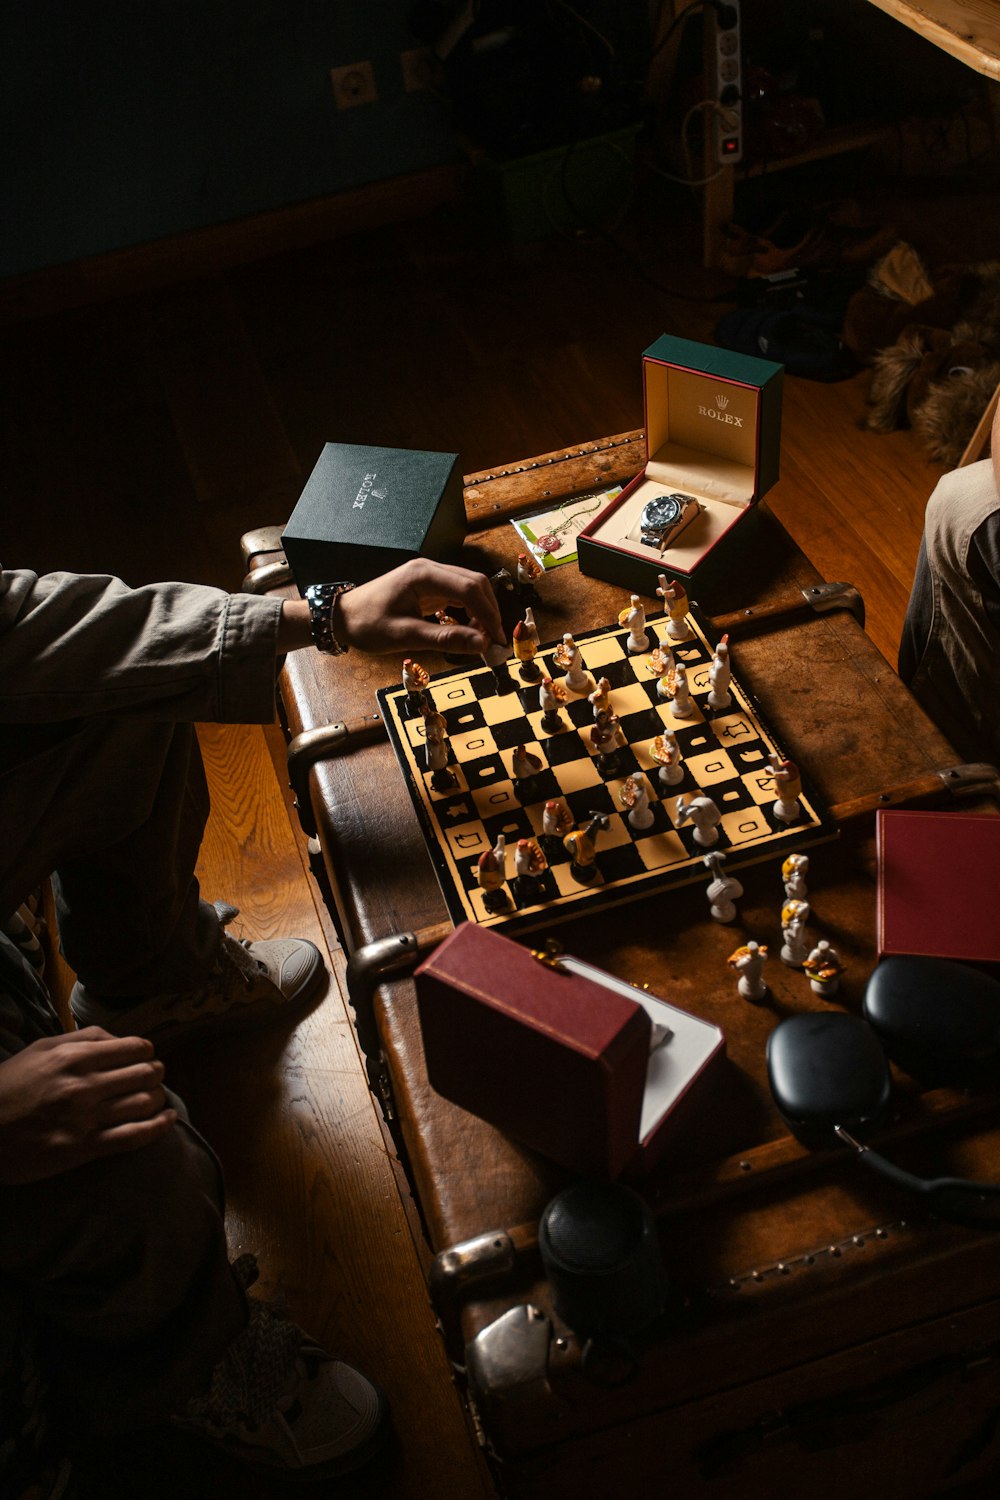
<box><xmin>539</xmin><ymin>675</ymin><xmax>568</xmax><ymax>733</ymax></box>
<box><xmin>782</xmin><ymin>852</ymin><xmax>809</xmax><ymax>901</ymax></box>
<box><xmin>669</xmin><ymin>664</ymin><xmax>695</xmax><ymax>719</ymax></box>
<box><xmin>590</xmin><ymin>709</ymin><xmax>624</xmax><ymax>775</ymax></box>
<box><xmin>651</xmin><ymin>731</ymin><xmax>684</xmax><ymax>786</ymax></box>
<box><xmin>728</xmin><ymin>941</ymin><xmax>768</xmax><ymax>1002</ymax></box>
<box><xmin>425</xmin><ymin>728</ymin><xmax>456</xmax><ymax>792</ymax></box>
<box><xmin>476</xmin><ymin>846</ymin><xmax>510</xmax><ymax>913</ymax></box>
<box><xmin>513</xmin><ymin>836</ymin><xmax>547</xmax><ymax>903</ymax></box>
<box><xmin>780</xmin><ymin>899</ymin><xmax>810</xmax><ymax>967</ymax></box>
<box><xmin>649</xmin><ymin>645</ymin><xmax>675</xmax><ymax>700</ymax></box>
<box><xmin>657</xmin><ymin>574</ymin><xmax>692</xmax><ymax>642</ymax></box>
<box><xmin>707</xmin><ymin>634</ymin><xmax>732</xmax><ymax>711</ymax></box>
<box><xmin>768</xmin><ymin>759</ymin><xmax>802</xmax><ymax>823</ymax></box>
<box><xmin>803</xmin><ymin>940</ymin><xmax>845</xmax><ymax>997</ymax></box>
<box><xmin>402</xmin><ymin>657</ymin><xmax>430</xmax><ymax>717</ymax></box>
<box><xmin>511</xmin><ymin>743</ymin><xmax>544</xmax><ymax>799</ymax></box>
<box><xmin>588</xmin><ymin>676</ymin><xmax>612</xmax><ymax>717</ymax></box>
<box><xmin>620</xmin><ymin>772</ymin><xmax>654</xmax><ymax>830</ymax></box>
<box><xmin>676</xmin><ymin>792</ymin><xmax>722</xmax><ymax>847</ymax></box>
<box><xmin>703</xmin><ymin>852</ymin><xmax>743</xmax><ymax>923</ymax></box>
<box><xmin>619</xmin><ymin>593</ymin><xmax>649</xmax><ymax>655</ymax></box>
<box><xmin>542</xmin><ymin>797</ymin><xmax>573</xmax><ymax>842</ymax></box>
<box><xmin>554</xmin><ymin>633</ymin><xmax>594</xmax><ymax>695</ymax></box>
<box><xmin>513</xmin><ymin>616</ymin><xmax>541</xmax><ymax>682</ymax></box>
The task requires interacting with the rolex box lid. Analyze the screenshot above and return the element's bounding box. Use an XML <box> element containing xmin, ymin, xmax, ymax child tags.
<box><xmin>414</xmin><ymin>923</ymin><xmax>726</xmax><ymax>1179</ymax></box>
<box><xmin>578</xmin><ymin>334</ymin><xmax>783</xmax><ymax>590</ymax></box>
<box><xmin>281</xmin><ymin>442</ymin><xmax>467</xmax><ymax>593</ymax></box>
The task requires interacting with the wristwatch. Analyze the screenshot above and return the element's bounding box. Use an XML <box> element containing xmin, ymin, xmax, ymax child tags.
<box><xmin>639</xmin><ymin>493</ymin><xmax>701</xmax><ymax>551</ymax></box>
<box><xmin>303</xmin><ymin>581</ymin><xmax>355</xmax><ymax>655</ymax></box>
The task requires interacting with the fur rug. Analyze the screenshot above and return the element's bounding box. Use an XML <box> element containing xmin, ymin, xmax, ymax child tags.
<box><xmin>844</xmin><ymin>246</ymin><xmax>1000</xmax><ymax>467</ymax></box>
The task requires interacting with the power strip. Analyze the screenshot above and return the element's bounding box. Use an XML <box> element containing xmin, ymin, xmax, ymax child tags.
<box><xmin>710</xmin><ymin>1</ymin><xmax>742</xmax><ymax>164</ymax></box>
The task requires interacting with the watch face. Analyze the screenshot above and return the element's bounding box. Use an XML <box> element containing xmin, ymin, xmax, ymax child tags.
<box><xmin>641</xmin><ymin>495</ymin><xmax>684</xmax><ymax>534</ymax></box>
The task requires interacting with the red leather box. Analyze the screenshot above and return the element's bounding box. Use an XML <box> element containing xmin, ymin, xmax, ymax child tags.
<box><xmin>877</xmin><ymin>808</ymin><xmax>1000</xmax><ymax>964</ymax></box>
<box><xmin>415</xmin><ymin>923</ymin><xmax>725</xmax><ymax>1179</ymax></box>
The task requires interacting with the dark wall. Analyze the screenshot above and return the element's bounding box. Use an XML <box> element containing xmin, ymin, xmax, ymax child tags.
<box><xmin>1</xmin><ymin>1</ymin><xmax>457</xmax><ymax>277</ymax></box>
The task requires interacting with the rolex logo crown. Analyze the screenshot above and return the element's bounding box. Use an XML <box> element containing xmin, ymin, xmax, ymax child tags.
<box><xmin>715</xmin><ymin>394</ymin><xmax>730</xmax><ymax>410</ymax></box>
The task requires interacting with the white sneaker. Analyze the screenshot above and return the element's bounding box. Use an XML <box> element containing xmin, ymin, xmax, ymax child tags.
<box><xmin>70</xmin><ymin>907</ymin><xmax>325</xmax><ymax>1049</ymax></box>
<box><xmin>172</xmin><ymin>1296</ymin><xmax>390</xmax><ymax>1479</ymax></box>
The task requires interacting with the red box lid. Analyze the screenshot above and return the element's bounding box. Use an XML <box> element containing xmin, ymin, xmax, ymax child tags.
<box><xmin>877</xmin><ymin>809</ymin><xmax>1000</xmax><ymax>964</ymax></box>
<box><xmin>415</xmin><ymin>924</ymin><xmax>651</xmax><ymax>1179</ymax></box>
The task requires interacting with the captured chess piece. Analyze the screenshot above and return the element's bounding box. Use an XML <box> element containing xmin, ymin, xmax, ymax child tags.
<box><xmin>704</xmin><ymin>851</ymin><xmax>743</xmax><ymax>923</ymax></box>
<box><xmin>729</xmin><ymin>941</ymin><xmax>768</xmax><ymax>1002</ymax></box>
<box><xmin>516</xmin><ymin>551</ymin><xmax>543</xmax><ymax>603</ymax></box>
<box><xmin>563</xmin><ymin>811</ymin><xmax>610</xmax><ymax>885</ymax></box>
<box><xmin>780</xmin><ymin>899</ymin><xmax>810</xmax><ymax>967</ymax></box>
<box><xmin>803</xmin><ymin>939</ymin><xmax>845</xmax><ymax>997</ymax></box>
<box><xmin>782</xmin><ymin>852</ymin><xmax>809</xmax><ymax>901</ymax></box>
<box><xmin>539</xmin><ymin>675</ymin><xmax>568</xmax><ymax>733</ymax></box>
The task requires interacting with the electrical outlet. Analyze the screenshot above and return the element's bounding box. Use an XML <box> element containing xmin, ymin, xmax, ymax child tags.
<box><xmin>330</xmin><ymin>61</ymin><xmax>377</xmax><ymax>110</ymax></box>
<box><xmin>400</xmin><ymin>47</ymin><xmax>433</xmax><ymax>92</ymax></box>
<box><xmin>709</xmin><ymin>2</ymin><xmax>742</xmax><ymax>164</ymax></box>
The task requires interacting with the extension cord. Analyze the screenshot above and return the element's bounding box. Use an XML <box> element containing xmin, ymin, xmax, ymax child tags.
<box><xmin>711</xmin><ymin>0</ymin><xmax>742</xmax><ymax>164</ymax></box>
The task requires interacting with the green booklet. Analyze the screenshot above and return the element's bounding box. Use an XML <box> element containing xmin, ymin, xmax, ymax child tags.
<box><xmin>511</xmin><ymin>486</ymin><xmax>621</xmax><ymax>570</ymax></box>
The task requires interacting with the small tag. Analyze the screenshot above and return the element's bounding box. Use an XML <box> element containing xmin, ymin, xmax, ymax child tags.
<box><xmin>537</xmin><ymin>533</ymin><xmax>561</xmax><ymax>552</ymax></box>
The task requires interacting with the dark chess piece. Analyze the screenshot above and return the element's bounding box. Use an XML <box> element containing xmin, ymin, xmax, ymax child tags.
<box><xmin>563</xmin><ymin>812</ymin><xmax>610</xmax><ymax>885</ymax></box>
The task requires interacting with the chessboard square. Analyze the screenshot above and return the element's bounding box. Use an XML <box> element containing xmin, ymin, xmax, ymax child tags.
<box><xmin>596</xmin><ymin>657</ymin><xmax>638</xmax><ymax>691</ymax></box>
<box><xmin>685</xmin><ymin>749</ymin><xmax>739</xmax><ymax>786</ymax></box>
<box><xmin>544</xmin><ymin>729</ymin><xmax>591</xmax><ymax>767</ymax></box>
<box><xmin>618</xmin><ymin>705</ymin><xmax>666</xmax><ymax>744</ymax></box>
<box><xmin>613</xmin><ymin>683</ymin><xmax>657</xmax><ymax>718</ymax></box>
<box><xmin>722</xmin><ymin>805</ymin><xmax>773</xmax><ymax>844</ymax></box>
<box><xmin>472</xmin><ymin>779</ymin><xmax>522</xmax><ymax>822</ymax></box>
<box><xmin>586</xmin><ymin>802</ymin><xmax>634</xmax><ymax>848</ymax></box>
<box><xmin>445</xmin><ymin>820</ymin><xmax>493</xmax><ymax>863</ymax></box>
<box><xmin>566</xmin><ymin>698</ymin><xmax>595</xmax><ymax>728</ymax></box>
<box><xmin>460</xmin><ymin>749</ymin><xmax>507</xmax><ymax>787</ymax></box>
<box><xmin>518</xmin><ymin>769</ymin><xmax>563</xmax><ymax>806</ymax></box>
<box><xmin>619</xmin><ymin>796</ymin><xmax>673</xmax><ymax>841</ymax></box>
<box><xmin>402</xmin><ymin>717</ymin><xmax>427</xmax><ymax>751</ymax></box>
<box><xmin>687</xmin><ymin>663</ymin><xmax>713</xmax><ymax>694</ymax></box>
<box><xmin>710</xmin><ymin>710</ymin><xmax>759</xmax><ymax>748</ymax></box>
<box><xmin>661</xmin><ymin>699</ymin><xmax>705</xmax><ymax>729</ymax></box>
<box><xmin>669</xmin><ymin>720</ymin><xmax>711</xmax><ymax>750</ymax></box>
<box><xmin>596</xmin><ymin>841</ymin><xmax>645</xmax><ymax>883</ymax></box>
<box><xmin>744</xmin><ymin>767</ymin><xmax>779</xmax><ymax>804</ymax></box>
<box><xmin>492</xmin><ymin>717</ymin><xmax>538</xmax><ymax>752</ymax></box>
<box><xmin>634</xmin><ymin>829</ymin><xmax>689</xmax><ymax>868</ymax></box>
<box><xmin>715</xmin><ymin>781</ymin><xmax>755</xmax><ymax>813</ymax></box>
<box><xmin>480</xmin><ymin>694</ymin><xmax>526</xmax><ymax>727</ymax></box>
<box><xmin>552</xmin><ymin>862</ymin><xmax>604</xmax><ymax>896</ymax></box>
<box><xmin>552</xmin><ymin>752</ymin><xmax>603</xmax><ymax>793</ymax></box>
<box><xmin>481</xmin><ymin>807</ymin><xmax>536</xmax><ymax>848</ymax></box>
<box><xmin>674</xmin><ymin>642</ymin><xmax>707</xmax><ymax>665</ymax></box>
<box><xmin>580</xmin><ymin>635</ymin><xmax>627</xmax><ymax>670</ymax></box>
<box><xmin>468</xmin><ymin>886</ymin><xmax>510</xmax><ymax>924</ymax></box>
<box><xmin>565</xmin><ymin>783</ymin><xmax>616</xmax><ymax>823</ymax></box>
<box><xmin>432</xmin><ymin>677</ymin><xmax>485</xmax><ymax>711</ymax></box>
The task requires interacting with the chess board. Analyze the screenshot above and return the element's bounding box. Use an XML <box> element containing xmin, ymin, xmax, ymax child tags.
<box><xmin>377</xmin><ymin>609</ymin><xmax>836</xmax><ymax>935</ymax></box>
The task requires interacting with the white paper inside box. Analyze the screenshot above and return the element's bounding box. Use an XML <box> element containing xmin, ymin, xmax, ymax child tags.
<box><xmin>580</xmin><ymin>337</ymin><xmax>782</xmax><ymax>582</ymax></box>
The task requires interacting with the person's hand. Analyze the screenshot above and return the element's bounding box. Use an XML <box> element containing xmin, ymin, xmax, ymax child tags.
<box><xmin>335</xmin><ymin>558</ymin><xmax>506</xmax><ymax>657</ymax></box>
<box><xmin>0</xmin><ymin>1028</ymin><xmax>176</xmax><ymax>1184</ymax></box>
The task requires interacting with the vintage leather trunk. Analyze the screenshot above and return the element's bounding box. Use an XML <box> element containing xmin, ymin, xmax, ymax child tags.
<box><xmin>262</xmin><ymin>434</ymin><xmax>1000</xmax><ymax>1499</ymax></box>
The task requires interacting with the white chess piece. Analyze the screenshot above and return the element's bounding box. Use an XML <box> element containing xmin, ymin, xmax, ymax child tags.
<box><xmin>492</xmin><ymin>832</ymin><xmax>507</xmax><ymax>877</ymax></box>
<box><xmin>729</xmin><ymin>941</ymin><xmax>768</xmax><ymax>1002</ymax></box>
<box><xmin>707</xmin><ymin>636</ymin><xmax>732</xmax><ymax>711</ymax></box>
<box><xmin>652</xmin><ymin>731</ymin><xmax>684</xmax><ymax>786</ymax></box>
<box><xmin>704</xmin><ymin>852</ymin><xmax>743</xmax><ymax>923</ymax></box>
<box><xmin>803</xmin><ymin>939</ymin><xmax>844</xmax><ymax>997</ymax></box>
<box><xmin>780</xmin><ymin>900</ymin><xmax>810</xmax><ymax>967</ymax></box>
<box><xmin>625</xmin><ymin>595</ymin><xmax>648</xmax><ymax>655</ymax></box>
<box><xmin>558</xmin><ymin>633</ymin><xmax>593</xmax><ymax>695</ymax></box>
<box><xmin>782</xmin><ymin>853</ymin><xmax>809</xmax><ymax>901</ymax></box>
<box><xmin>669</xmin><ymin>664</ymin><xmax>694</xmax><ymax>719</ymax></box>
<box><xmin>621</xmin><ymin>772</ymin><xmax>654</xmax><ymax>830</ymax></box>
<box><xmin>676</xmin><ymin>792</ymin><xmax>722</xmax><ymax>847</ymax></box>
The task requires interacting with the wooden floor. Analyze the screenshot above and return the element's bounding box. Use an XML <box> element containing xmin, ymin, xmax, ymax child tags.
<box><xmin>4</xmin><ymin>150</ymin><xmax>998</xmax><ymax>1497</ymax></box>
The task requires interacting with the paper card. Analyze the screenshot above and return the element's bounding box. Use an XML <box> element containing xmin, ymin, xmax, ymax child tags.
<box><xmin>512</xmin><ymin>486</ymin><xmax>622</xmax><ymax>570</ymax></box>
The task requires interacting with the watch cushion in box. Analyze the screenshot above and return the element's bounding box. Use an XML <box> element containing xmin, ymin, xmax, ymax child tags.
<box><xmin>415</xmin><ymin>924</ymin><xmax>727</xmax><ymax>1178</ymax></box>
<box><xmin>281</xmin><ymin>442</ymin><xmax>466</xmax><ymax>593</ymax></box>
<box><xmin>578</xmin><ymin>332</ymin><xmax>783</xmax><ymax>591</ymax></box>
